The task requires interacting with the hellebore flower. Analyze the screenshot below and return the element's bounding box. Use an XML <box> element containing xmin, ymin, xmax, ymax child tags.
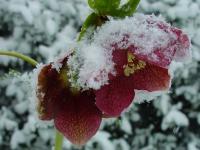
<box><xmin>93</xmin><ymin>14</ymin><xmax>190</xmax><ymax>117</ymax></box>
<box><xmin>35</xmin><ymin>14</ymin><xmax>190</xmax><ymax>145</ymax></box>
<box><xmin>36</xmin><ymin>57</ymin><xmax>102</xmax><ymax>145</ymax></box>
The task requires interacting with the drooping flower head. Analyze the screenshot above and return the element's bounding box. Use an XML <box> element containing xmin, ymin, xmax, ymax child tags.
<box><xmin>35</xmin><ymin>14</ymin><xmax>190</xmax><ymax>145</ymax></box>
<box><xmin>68</xmin><ymin>14</ymin><xmax>190</xmax><ymax>117</ymax></box>
<box><xmin>36</xmin><ymin>57</ymin><xmax>102</xmax><ymax>145</ymax></box>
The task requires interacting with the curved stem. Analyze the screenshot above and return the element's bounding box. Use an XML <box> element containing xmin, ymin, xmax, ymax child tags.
<box><xmin>0</xmin><ymin>50</ymin><xmax>38</xmax><ymax>66</ymax></box>
<box><xmin>54</xmin><ymin>130</ymin><xmax>64</xmax><ymax>150</ymax></box>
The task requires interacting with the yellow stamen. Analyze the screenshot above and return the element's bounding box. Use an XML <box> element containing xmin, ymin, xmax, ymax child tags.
<box><xmin>124</xmin><ymin>52</ymin><xmax>146</xmax><ymax>77</ymax></box>
<box><xmin>127</xmin><ymin>51</ymin><xmax>135</xmax><ymax>62</ymax></box>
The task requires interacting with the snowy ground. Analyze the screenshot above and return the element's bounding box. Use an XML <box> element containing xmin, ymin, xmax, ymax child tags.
<box><xmin>0</xmin><ymin>0</ymin><xmax>200</xmax><ymax>150</ymax></box>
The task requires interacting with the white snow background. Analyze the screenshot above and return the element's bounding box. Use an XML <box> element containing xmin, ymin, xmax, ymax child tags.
<box><xmin>0</xmin><ymin>0</ymin><xmax>200</xmax><ymax>150</ymax></box>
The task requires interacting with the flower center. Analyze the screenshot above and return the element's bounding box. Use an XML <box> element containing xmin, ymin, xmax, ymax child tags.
<box><xmin>124</xmin><ymin>51</ymin><xmax>146</xmax><ymax>77</ymax></box>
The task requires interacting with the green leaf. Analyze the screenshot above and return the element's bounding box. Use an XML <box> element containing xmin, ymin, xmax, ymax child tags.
<box><xmin>88</xmin><ymin>0</ymin><xmax>120</xmax><ymax>15</ymax></box>
<box><xmin>88</xmin><ymin>0</ymin><xmax>140</xmax><ymax>18</ymax></box>
<box><xmin>78</xmin><ymin>13</ymin><xmax>99</xmax><ymax>41</ymax></box>
<box><xmin>88</xmin><ymin>0</ymin><xmax>95</xmax><ymax>9</ymax></box>
<box><xmin>112</xmin><ymin>0</ymin><xmax>141</xmax><ymax>17</ymax></box>
<box><xmin>78</xmin><ymin>13</ymin><xmax>108</xmax><ymax>41</ymax></box>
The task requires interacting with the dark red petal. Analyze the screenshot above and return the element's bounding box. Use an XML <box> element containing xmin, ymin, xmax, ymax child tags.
<box><xmin>112</xmin><ymin>50</ymin><xmax>171</xmax><ymax>91</ymax></box>
<box><xmin>95</xmin><ymin>78</ymin><xmax>135</xmax><ymax>117</ymax></box>
<box><xmin>54</xmin><ymin>91</ymin><xmax>102</xmax><ymax>146</ymax></box>
<box><xmin>128</xmin><ymin>63</ymin><xmax>171</xmax><ymax>91</ymax></box>
<box><xmin>36</xmin><ymin>63</ymin><xmax>69</xmax><ymax>120</ymax></box>
<box><xmin>37</xmin><ymin>64</ymin><xmax>58</xmax><ymax>120</ymax></box>
<box><xmin>112</xmin><ymin>48</ymin><xmax>128</xmax><ymax>76</ymax></box>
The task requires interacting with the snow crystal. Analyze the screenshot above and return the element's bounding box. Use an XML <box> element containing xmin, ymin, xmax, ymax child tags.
<box><xmin>9</xmin><ymin>4</ymin><xmax>34</xmax><ymax>24</ymax></box>
<box><xmin>134</xmin><ymin>90</ymin><xmax>169</xmax><ymax>104</ymax></box>
<box><xmin>120</xmin><ymin>0</ymin><xmax>128</xmax><ymax>7</ymax></box>
<box><xmin>188</xmin><ymin>3</ymin><xmax>199</xmax><ymax>18</ymax></box>
<box><xmin>87</xmin><ymin>131</ymin><xmax>115</xmax><ymax>150</ymax></box>
<box><xmin>23</xmin><ymin>116</ymin><xmax>37</xmax><ymax>133</ymax></box>
<box><xmin>93</xmin><ymin>13</ymin><xmax>175</xmax><ymax>57</ymax></box>
<box><xmin>51</xmin><ymin>61</ymin><xmax>62</xmax><ymax>72</ymax></box>
<box><xmin>62</xmin><ymin>138</ymin><xmax>72</xmax><ymax>149</ymax></box>
<box><xmin>38</xmin><ymin>128</ymin><xmax>54</xmax><ymax>143</ymax></box>
<box><xmin>114</xmin><ymin>140</ymin><xmax>130</xmax><ymax>150</ymax></box>
<box><xmin>193</xmin><ymin>29</ymin><xmax>200</xmax><ymax>47</ymax></box>
<box><xmin>46</xmin><ymin>18</ymin><xmax>58</xmax><ymax>35</ymax></box>
<box><xmin>161</xmin><ymin>109</ymin><xmax>189</xmax><ymax>130</ymax></box>
<box><xmin>197</xmin><ymin>113</ymin><xmax>200</xmax><ymax>125</ymax></box>
<box><xmin>163</xmin><ymin>0</ymin><xmax>176</xmax><ymax>4</ymax></box>
<box><xmin>121</xmin><ymin>117</ymin><xmax>132</xmax><ymax>134</ymax></box>
<box><xmin>68</xmin><ymin>13</ymin><xmax>187</xmax><ymax>90</ymax></box>
<box><xmin>0</xmin><ymin>115</ymin><xmax>17</xmax><ymax>131</ymax></box>
<box><xmin>31</xmin><ymin>63</ymin><xmax>45</xmax><ymax>93</ymax></box>
<box><xmin>159</xmin><ymin>95</ymin><xmax>171</xmax><ymax>115</ymax></box>
<box><xmin>30</xmin><ymin>63</ymin><xmax>47</xmax><ymax>119</ymax></box>
<box><xmin>0</xmin><ymin>135</ymin><xmax>2</xmax><ymax>145</ymax></box>
<box><xmin>28</xmin><ymin>1</ymin><xmax>41</xmax><ymax>16</ymax></box>
<box><xmin>14</xmin><ymin>101</ymin><xmax>29</xmax><ymax>115</ymax></box>
<box><xmin>10</xmin><ymin>130</ymin><xmax>26</xmax><ymax>149</ymax></box>
<box><xmin>68</xmin><ymin>43</ymin><xmax>115</xmax><ymax>89</ymax></box>
<box><xmin>188</xmin><ymin>142</ymin><xmax>199</xmax><ymax>150</ymax></box>
<box><xmin>39</xmin><ymin>25</ymin><xmax>76</xmax><ymax>63</ymax></box>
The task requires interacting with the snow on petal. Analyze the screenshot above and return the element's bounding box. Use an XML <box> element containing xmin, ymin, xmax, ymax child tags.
<box><xmin>134</xmin><ymin>90</ymin><xmax>168</xmax><ymax>104</ymax></box>
<box><xmin>68</xmin><ymin>14</ymin><xmax>190</xmax><ymax>90</ymax></box>
<box><xmin>171</xmin><ymin>28</ymin><xmax>191</xmax><ymax>62</ymax></box>
<box><xmin>68</xmin><ymin>43</ymin><xmax>115</xmax><ymax>90</ymax></box>
<box><xmin>93</xmin><ymin>13</ymin><xmax>191</xmax><ymax>68</ymax></box>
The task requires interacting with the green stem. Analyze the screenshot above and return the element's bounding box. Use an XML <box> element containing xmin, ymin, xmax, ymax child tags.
<box><xmin>0</xmin><ymin>50</ymin><xmax>38</xmax><ymax>66</ymax></box>
<box><xmin>54</xmin><ymin>130</ymin><xmax>64</xmax><ymax>150</ymax></box>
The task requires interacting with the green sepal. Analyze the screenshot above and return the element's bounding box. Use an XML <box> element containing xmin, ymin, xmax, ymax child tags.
<box><xmin>88</xmin><ymin>0</ymin><xmax>121</xmax><ymax>15</ymax></box>
<box><xmin>78</xmin><ymin>13</ymin><xmax>99</xmax><ymax>41</ymax></box>
<box><xmin>78</xmin><ymin>13</ymin><xmax>108</xmax><ymax>41</ymax></box>
<box><xmin>88</xmin><ymin>0</ymin><xmax>140</xmax><ymax>18</ymax></box>
<box><xmin>113</xmin><ymin>0</ymin><xmax>141</xmax><ymax>18</ymax></box>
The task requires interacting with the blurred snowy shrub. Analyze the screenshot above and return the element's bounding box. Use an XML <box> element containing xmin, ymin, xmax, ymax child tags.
<box><xmin>0</xmin><ymin>0</ymin><xmax>200</xmax><ymax>149</ymax></box>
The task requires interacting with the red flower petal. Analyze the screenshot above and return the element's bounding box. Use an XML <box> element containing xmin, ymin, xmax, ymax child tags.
<box><xmin>37</xmin><ymin>58</ymin><xmax>102</xmax><ymax>145</ymax></box>
<box><xmin>36</xmin><ymin>62</ymin><xmax>69</xmax><ymax>120</ymax></box>
<box><xmin>112</xmin><ymin>50</ymin><xmax>171</xmax><ymax>91</ymax></box>
<box><xmin>54</xmin><ymin>91</ymin><xmax>102</xmax><ymax>145</ymax></box>
<box><xmin>110</xmin><ymin>19</ymin><xmax>190</xmax><ymax>69</ymax></box>
<box><xmin>37</xmin><ymin>65</ymin><xmax>59</xmax><ymax>120</ymax></box>
<box><xmin>95</xmin><ymin>78</ymin><xmax>135</xmax><ymax>117</ymax></box>
<box><xmin>128</xmin><ymin>63</ymin><xmax>171</xmax><ymax>91</ymax></box>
